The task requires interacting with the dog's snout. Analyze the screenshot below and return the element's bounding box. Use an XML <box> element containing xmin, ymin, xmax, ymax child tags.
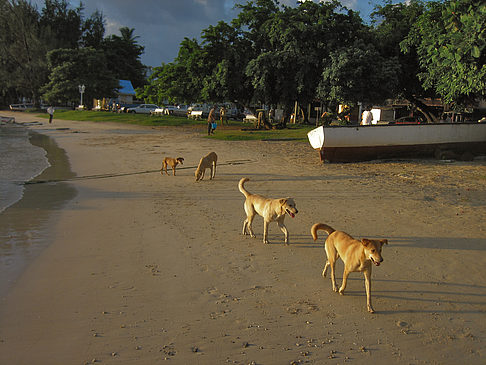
<box><xmin>379</xmin><ymin>257</ymin><xmax>383</xmax><ymax>262</ymax></box>
<box><xmin>295</xmin><ymin>209</ymin><xmax>299</xmax><ymax>214</ymax></box>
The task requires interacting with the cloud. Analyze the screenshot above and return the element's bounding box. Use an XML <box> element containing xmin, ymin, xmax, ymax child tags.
<box><xmin>75</xmin><ymin>0</ymin><xmax>241</xmax><ymax>66</ymax></box>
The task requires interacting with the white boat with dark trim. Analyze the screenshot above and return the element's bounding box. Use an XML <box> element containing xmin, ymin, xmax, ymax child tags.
<box><xmin>307</xmin><ymin>123</ymin><xmax>486</xmax><ymax>162</ymax></box>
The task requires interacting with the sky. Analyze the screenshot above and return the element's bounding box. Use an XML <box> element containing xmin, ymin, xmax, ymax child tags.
<box><xmin>31</xmin><ymin>0</ymin><xmax>410</xmax><ymax>67</ymax></box>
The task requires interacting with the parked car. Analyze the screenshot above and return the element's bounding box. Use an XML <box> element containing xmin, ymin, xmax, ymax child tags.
<box><xmin>172</xmin><ymin>105</ymin><xmax>189</xmax><ymax>116</ymax></box>
<box><xmin>118</xmin><ymin>104</ymin><xmax>137</xmax><ymax>113</ymax></box>
<box><xmin>126</xmin><ymin>104</ymin><xmax>159</xmax><ymax>114</ymax></box>
<box><xmin>9</xmin><ymin>103</ymin><xmax>33</xmax><ymax>111</ymax></box>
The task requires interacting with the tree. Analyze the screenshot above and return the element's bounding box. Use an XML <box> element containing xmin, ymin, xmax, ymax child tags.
<box><xmin>371</xmin><ymin>0</ymin><xmax>440</xmax><ymax>122</ymax></box>
<box><xmin>39</xmin><ymin>0</ymin><xmax>83</xmax><ymax>49</ymax></box>
<box><xmin>42</xmin><ymin>47</ymin><xmax>118</xmax><ymax>106</ymax></box>
<box><xmin>0</xmin><ymin>0</ymin><xmax>144</xmax><ymax>107</ymax></box>
<box><xmin>103</xmin><ymin>27</ymin><xmax>146</xmax><ymax>88</ymax></box>
<box><xmin>199</xmin><ymin>21</ymin><xmax>254</xmax><ymax>106</ymax></box>
<box><xmin>244</xmin><ymin>0</ymin><xmax>373</xmax><ymax>121</ymax></box>
<box><xmin>401</xmin><ymin>0</ymin><xmax>486</xmax><ymax>108</ymax></box>
<box><xmin>137</xmin><ymin>37</ymin><xmax>204</xmax><ymax>105</ymax></box>
<box><xmin>317</xmin><ymin>40</ymin><xmax>399</xmax><ymax>108</ymax></box>
<box><xmin>0</xmin><ymin>0</ymin><xmax>48</xmax><ymax>105</ymax></box>
<box><xmin>81</xmin><ymin>10</ymin><xmax>105</xmax><ymax>49</ymax></box>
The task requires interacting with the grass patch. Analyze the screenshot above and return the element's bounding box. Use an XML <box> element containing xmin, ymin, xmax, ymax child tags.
<box><xmin>35</xmin><ymin>109</ymin><xmax>314</xmax><ymax>141</ymax></box>
<box><xmin>36</xmin><ymin>109</ymin><xmax>207</xmax><ymax>127</ymax></box>
<box><xmin>210</xmin><ymin>125</ymin><xmax>314</xmax><ymax>141</ymax></box>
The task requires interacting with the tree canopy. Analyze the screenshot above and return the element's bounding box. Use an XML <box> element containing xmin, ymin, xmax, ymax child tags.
<box><xmin>401</xmin><ymin>0</ymin><xmax>486</xmax><ymax>108</ymax></box>
<box><xmin>140</xmin><ymin>0</ymin><xmax>485</xmax><ymax>123</ymax></box>
<box><xmin>41</xmin><ymin>47</ymin><xmax>119</xmax><ymax>105</ymax></box>
<box><xmin>0</xmin><ymin>0</ymin><xmax>147</xmax><ymax>107</ymax></box>
<box><xmin>2</xmin><ymin>0</ymin><xmax>484</xmax><ymax>118</ymax></box>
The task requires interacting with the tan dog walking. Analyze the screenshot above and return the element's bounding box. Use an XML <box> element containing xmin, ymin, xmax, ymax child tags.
<box><xmin>161</xmin><ymin>157</ymin><xmax>184</xmax><ymax>176</ymax></box>
<box><xmin>311</xmin><ymin>223</ymin><xmax>388</xmax><ymax>313</ymax></box>
<box><xmin>239</xmin><ymin>178</ymin><xmax>298</xmax><ymax>244</ymax></box>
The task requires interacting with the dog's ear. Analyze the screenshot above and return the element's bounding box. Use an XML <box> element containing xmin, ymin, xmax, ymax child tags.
<box><xmin>279</xmin><ymin>198</ymin><xmax>288</xmax><ymax>205</ymax></box>
<box><xmin>380</xmin><ymin>239</ymin><xmax>388</xmax><ymax>246</ymax></box>
<box><xmin>361</xmin><ymin>238</ymin><xmax>371</xmax><ymax>247</ymax></box>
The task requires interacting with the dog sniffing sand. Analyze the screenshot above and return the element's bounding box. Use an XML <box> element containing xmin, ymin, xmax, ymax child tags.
<box><xmin>195</xmin><ymin>152</ymin><xmax>217</xmax><ymax>181</ymax></box>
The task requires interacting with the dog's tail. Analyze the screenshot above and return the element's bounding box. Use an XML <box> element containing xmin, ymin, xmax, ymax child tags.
<box><xmin>238</xmin><ymin>177</ymin><xmax>250</xmax><ymax>198</ymax></box>
<box><xmin>311</xmin><ymin>223</ymin><xmax>335</xmax><ymax>241</ymax></box>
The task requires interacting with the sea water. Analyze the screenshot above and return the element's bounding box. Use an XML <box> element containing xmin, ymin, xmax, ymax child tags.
<box><xmin>0</xmin><ymin>123</ymin><xmax>50</xmax><ymax>213</ymax></box>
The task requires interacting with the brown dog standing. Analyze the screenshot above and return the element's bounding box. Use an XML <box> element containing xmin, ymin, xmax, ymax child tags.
<box><xmin>311</xmin><ymin>223</ymin><xmax>388</xmax><ymax>313</ymax></box>
<box><xmin>161</xmin><ymin>157</ymin><xmax>184</xmax><ymax>176</ymax></box>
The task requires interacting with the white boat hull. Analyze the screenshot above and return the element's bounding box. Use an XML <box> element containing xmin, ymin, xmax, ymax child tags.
<box><xmin>308</xmin><ymin>123</ymin><xmax>486</xmax><ymax>162</ymax></box>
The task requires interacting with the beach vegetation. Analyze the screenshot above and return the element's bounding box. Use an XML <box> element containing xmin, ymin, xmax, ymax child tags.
<box><xmin>2</xmin><ymin>0</ymin><xmax>484</xmax><ymax>123</ymax></box>
<box><xmin>401</xmin><ymin>0</ymin><xmax>486</xmax><ymax>108</ymax></box>
<box><xmin>38</xmin><ymin>109</ymin><xmax>207</xmax><ymax>127</ymax></box>
<box><xmin>139</xmin><ymin>0</ymin><xmax>485</xmax><ymax>125</ymax></box>
<box><xmin>35</xmin><ymin>109</ymin><xmax>313</xmax><ymax>140</ymax></box>
<box><xmin>42</xmin><ymin>48</ymin><xmax>119</xmax><ymax>106</ymax></box>
<box><xmin>0</xmin><ymin>0</ymin><xmax>146</xmax><ymax>108</ymax></box>
<box><xmin>370</xmin><ymin>0</ymin><xmax>440</xmax><ymax>122</ymax></box>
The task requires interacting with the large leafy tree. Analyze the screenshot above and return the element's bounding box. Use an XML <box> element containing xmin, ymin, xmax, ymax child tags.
<box><xmin>143</xmin><ymin>0</ymin><xmax>281</xmax><ymax>109</ymax></box>
<box><xmin>81</xmin><ymin>10</ymin><xmax>105</xmax><ymax>49</ymax></box>
<box><xmin>103</xmin><ymin>27</ymin><xmax>146</xmax><ymax>88</ymax></box>
<box><xmin>244</xmin><ymin>0</ymin><xmax>379</xmax><ymax>119</ymax></box>
<box><xmin>0</xmin><ymin>0</ymin><xmax>48</xmax><ymax>104</ymax></box>
<box><xmin>199</xmin><ymin>21</ymin><xmax>254</xmax><ymax>106</ymax></box>
<box><xmin>317</xmin><ymin>40</ymin><xmax>399</xmax><ymax>107</ymax></box>
<box><xmin>39</xmin><ymin>0</ymin><xmax>83</xmax><ymax>49</ymax></box>
<box><xmin>371</xmin><ymin>0</ymin><xmax>439</xmax><ymax>122</ymax></box>
<box><xmin>401</xmin><ymin>0</ymin><xmax>486</xmax><ymax>107</ymax></box>
<box><xmin>42</xmin><ymin>47</ymin><xmax>118</xmax><ymax>105</ymax></box>
<box><xmin>0</xmin><ymin>0</ymin><xmax>144</xmax><ymax>107</ymax></box>
<box><xmin>137</xmin><ymin>37</ymin><xmax>204</xmax><ymax>105</ymax></box>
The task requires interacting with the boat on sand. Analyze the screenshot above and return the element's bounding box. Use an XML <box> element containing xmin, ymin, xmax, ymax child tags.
<box><xmin>307</xmin><ymin>123</ymin><xmax>486</xmax><ymax>162</ymax></box>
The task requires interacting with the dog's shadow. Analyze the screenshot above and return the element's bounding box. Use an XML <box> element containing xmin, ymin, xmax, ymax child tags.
<box><xmin>291</xmin><ymin>235</ymin><xmax>486</xmax><ymax>314</ymax></box>
<box><xmin>317</xmin><ymin>275</ymin><xmax>486</xmax><ymax>315</ymax></box>
<box><xmin>386</xmin><ymin>235</ymin><xmax>486</xmax><ymax>251</ymax></box>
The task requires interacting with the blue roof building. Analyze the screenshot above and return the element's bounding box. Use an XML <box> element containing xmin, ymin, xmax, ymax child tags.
<box><xmin>118</xmin><ymin>80</ymin><xmax>135</xmax><ymax>96</ymax></box>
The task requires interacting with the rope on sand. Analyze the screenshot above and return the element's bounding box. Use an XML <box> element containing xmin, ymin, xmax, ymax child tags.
<box><xmin>23</xmin><ymin>159</ymin><xmax>255</xmax><ymax>185</ymax></box>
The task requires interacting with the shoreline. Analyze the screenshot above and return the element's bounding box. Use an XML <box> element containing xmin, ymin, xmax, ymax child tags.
<box><xmin>0</xmin><ymin>129</ymin><xmax>77</xmax><ymax>297</ymax></box>
<box><xmin>0</xmin><ymin>111</ymin><xmax>485</xmax><ymax>364</ymax></box>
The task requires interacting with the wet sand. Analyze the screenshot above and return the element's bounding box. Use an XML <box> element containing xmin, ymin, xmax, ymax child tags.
<box><xmin>0</xmin><ymin>131</ymin><xmax>76</xmax><ymax>296</ymax></box>
<box><xmin>0</xmin><ymin>111</ymin><xmax>485</xmax><ymax>364</ymax></box>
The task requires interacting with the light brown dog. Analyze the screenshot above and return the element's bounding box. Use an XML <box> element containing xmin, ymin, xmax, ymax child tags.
<box><xmin>311</xmin><ymin>223</ymin><xmax>388</xmax><ymax>313</ymax></box>
<box><xmin>195</xmin><ymin>152</ymin><xmax>217</xmax><ymax>181</ymax></box>
<box><xmin>161</xmin><ymin>157</ymin><xmax>184</xmax><ymax>176</ymax></box>
<box><xmin>239</xmin><ymin>177</ymin><xmax>298</xmax><ymax>244</ymax></box>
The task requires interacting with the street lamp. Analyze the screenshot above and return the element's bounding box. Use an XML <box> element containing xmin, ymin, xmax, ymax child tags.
<box><xmin>78</xmin><ymin>84</ymin><xmax>85</xmax><ymax>108</ymax></box>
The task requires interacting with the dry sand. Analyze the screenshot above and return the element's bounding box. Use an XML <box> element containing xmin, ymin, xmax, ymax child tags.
<box><xmin>0</xmin><ymin>111</ymin><xmax>485</xmax><ymax>365</ymax></box>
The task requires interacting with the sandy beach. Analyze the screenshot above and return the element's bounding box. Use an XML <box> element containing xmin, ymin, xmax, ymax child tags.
<box><xmin>1</xmin><ymin>111</ymin><xmax>485</xmax><ymax>365</ymax></box>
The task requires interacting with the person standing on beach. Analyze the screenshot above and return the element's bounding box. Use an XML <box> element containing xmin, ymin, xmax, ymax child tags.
<box><xmin>207</xmin><ymin>106</ymin><xmax>216</xmax><ymax>135</ymax></box>
<box><xmin>220</xmin><ymin>105</ymin><xmax>228</xmax><ymax>126</ymax></box>
<box><xmin>47</xmin><ymin>106</ymin><xmax>54</xmax><ymax>124</ymax></box>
